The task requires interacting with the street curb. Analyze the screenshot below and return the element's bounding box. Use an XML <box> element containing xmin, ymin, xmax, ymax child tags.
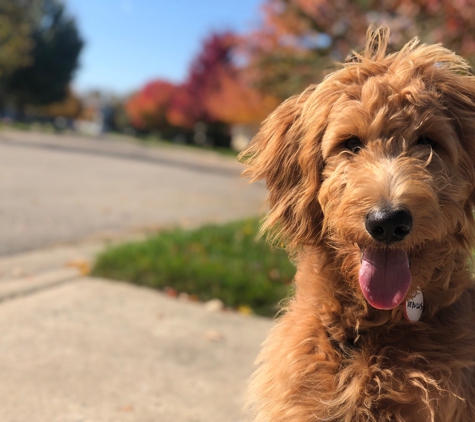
<box><xmin>0</xmin><ymin>130</ymin><xmax>243</xmax><ymax>178</ymax></box>
<box><xmin>0</xmin><ymin>267</ymin><xmax>82</xmax><ymax>303</ymax></box>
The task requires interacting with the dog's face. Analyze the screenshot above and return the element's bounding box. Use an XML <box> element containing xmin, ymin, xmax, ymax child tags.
<box><xmin>318</xmin><ymin>68</ymin><xmax>473</xmax><ymax>310</ymax></box>
<box><xmin>241</xmin><ymin>31</ymin><xmax>475</xmax><ymax>312</ymax></box>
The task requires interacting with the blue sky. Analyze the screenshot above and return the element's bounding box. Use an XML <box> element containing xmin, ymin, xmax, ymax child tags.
<box><xmin>66</xmin><ymin>0</ymin><xmax>264</xmax><ymax>96</ymax></box>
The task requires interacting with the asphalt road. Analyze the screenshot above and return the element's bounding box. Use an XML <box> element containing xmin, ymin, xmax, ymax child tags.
<box><xmin>0</xmin><ymin>130</ymin><xmax>267</xmax><ymax>256</ymax></box>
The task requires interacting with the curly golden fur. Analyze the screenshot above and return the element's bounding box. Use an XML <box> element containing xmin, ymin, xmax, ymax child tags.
<box><xmin>240</xmin><ymin>28</ymin><xmax>475</xmax><ymax>421</ymax></box>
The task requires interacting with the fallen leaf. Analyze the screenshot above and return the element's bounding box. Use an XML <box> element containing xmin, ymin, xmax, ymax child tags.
<box><xmin>164</xmin><ymin>287</ymin><xmax>178</xmax><ymax>298</ymax></box>
<box><xmin>237</xmin><ymin>305</ymin><xmax>253</xmax><ymax>316</ymax></box>
<box><xmin>66</xmin><ymin>258</ymin><xmax>90</xmax><ymax>275</ymax></box>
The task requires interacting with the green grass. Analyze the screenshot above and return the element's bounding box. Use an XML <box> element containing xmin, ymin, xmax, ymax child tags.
<box><xmin>92</xmin><ymin>218</ymin><xmax>295</xmax><ymax>316</ymax></box>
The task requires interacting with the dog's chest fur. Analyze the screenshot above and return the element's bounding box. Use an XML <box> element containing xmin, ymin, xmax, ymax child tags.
<box><xmin>249</xmin><ymin>282</ymin><xmax>475</xmax><ymax>422</ymax></box>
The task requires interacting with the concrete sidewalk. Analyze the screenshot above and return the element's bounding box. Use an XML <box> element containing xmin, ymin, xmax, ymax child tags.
<box><xmin>0</xmin><ymin>243</ymin><xmax>273</xmax><ymax>422</ymax></box>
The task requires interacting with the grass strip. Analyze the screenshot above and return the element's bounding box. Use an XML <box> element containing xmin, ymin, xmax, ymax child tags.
<box><xmin>92</xmin><ymin>218</ymin><xmax>295</xmax><ymax>316</ymax></box>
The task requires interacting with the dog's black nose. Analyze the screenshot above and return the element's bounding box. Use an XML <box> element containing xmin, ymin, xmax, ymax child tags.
<box><xmin>365</xmin><ymin>208</ymin><xmax>412</xmax><ymax>243</ymax></box>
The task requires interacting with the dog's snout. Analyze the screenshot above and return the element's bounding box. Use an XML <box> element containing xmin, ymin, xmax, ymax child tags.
<box><xmin>365</xmin><ymin>208</ymin><xmax>412</xmax><ymax>243</ymax></box>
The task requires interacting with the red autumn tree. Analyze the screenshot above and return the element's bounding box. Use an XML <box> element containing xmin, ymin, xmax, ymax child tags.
<box><xmin>245</xmin><ymin>0</ymin><xmax>475</xmax><ymax>99</ymax></box>
<box><xmin>205</xmin><ymin>66</ymin><xmax>280</xmax><ymax>125</ymax></box>
<box><xmin>126</xmin><ymin>31</ymin><xmax>281</xmax><ymax>145</ymax></box>
<box><xmin>167</xmin><ymin>32</ymin><xmax>236</xmax><ymax>129</ymax></box>
<box><xmin>126</xmin><ymin>80</ymin><xmax>177</xmax><ymax>131</ymax></box>
<box><xmin>165</xmin><ymin>84</ymin><xmax>195</xmax><ymax>129</ymax></box>
<box><xmin>168</xmin><ymin>31</ymin><xmax>280</xmax><ymax>129</ymax></box>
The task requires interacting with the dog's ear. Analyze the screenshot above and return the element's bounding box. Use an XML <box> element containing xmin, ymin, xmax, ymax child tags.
<box><xmin>434</xmin><ymin>59</ymin><xmax>475</xmax><ymax>201</ymax></box>
<box><xmin>239</xmin><ymin>87</ymin><xmax>325</xmax><ymax>248</ymax></box>
<box><xmin>426</xmin><ymin>52</ymin><xmax>475</xmax><ymax>245</ymax></box>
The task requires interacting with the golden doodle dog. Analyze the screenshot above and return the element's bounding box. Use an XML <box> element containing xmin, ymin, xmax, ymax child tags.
<box><xmin>240</xmin><ymin>28</ymin><xmax>475</xmax><ymax>421</ymax></box>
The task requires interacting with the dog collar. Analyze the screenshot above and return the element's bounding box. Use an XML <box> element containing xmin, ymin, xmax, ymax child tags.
<box><xmin>404</xmin><ymin>288</ymin><xmax>424</xmax><ymax>322</ymax></box>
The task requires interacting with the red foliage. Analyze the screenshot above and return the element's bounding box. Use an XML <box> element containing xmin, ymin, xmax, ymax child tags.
<box><xmin>205</xmin><ymin>67</ymin><xmax>280</xmax><ymax>125</ymax></box>
<box><xmin>127</xmin><ymin>31</ymin><xmax>281</xmax><ymax>133</ymax></box>
<box><xmin>126</xmin><ymin>80</ymin><xmax>177</xmax><ymax>130</ymax></box>
<box><xmin>166</xmin><ymin>84</ymin><xmax>196</xmax><ymax>129</ymax></box>
<box><xmin>168</xmin><ymin>31</ymin><xmax>279</xmax><ymax>127</ymax></box>
<box><xmin>244</xmin><ymin>0</ymin><xmax>475</xmax><ymax>99</ymax></box>
<box><xmin>167</xmin><ymin>32</ymin><xmax>236</xmax><ymax>128</ymax></box>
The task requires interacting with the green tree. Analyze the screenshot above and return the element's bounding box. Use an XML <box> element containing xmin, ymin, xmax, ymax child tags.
<box><xmin>5</xmin><ymin>0</ymin><xmax>83</xmax><ymax>112</ymax></box>
<box><xmin>0</xmin><ymin>0</ymin><xmax>35</xmax><ymax>79</ymax></box>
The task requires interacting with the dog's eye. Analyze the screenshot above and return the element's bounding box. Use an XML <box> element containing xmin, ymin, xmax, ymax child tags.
<box><xmin>417</xmin><ymin>135</ymin><xmax>436</xmax><ymax>148</ymax></box>
<box><xmin>344</xmin><ymin>137</ymin><xmax>363</xmax><ymax>153</ymax></box>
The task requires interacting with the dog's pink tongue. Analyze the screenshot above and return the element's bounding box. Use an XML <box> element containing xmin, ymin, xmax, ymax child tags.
<box><xmin>358</xmin><ymin>248</ymin><xmax>411</xmax><ymax>310</ymax></box>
